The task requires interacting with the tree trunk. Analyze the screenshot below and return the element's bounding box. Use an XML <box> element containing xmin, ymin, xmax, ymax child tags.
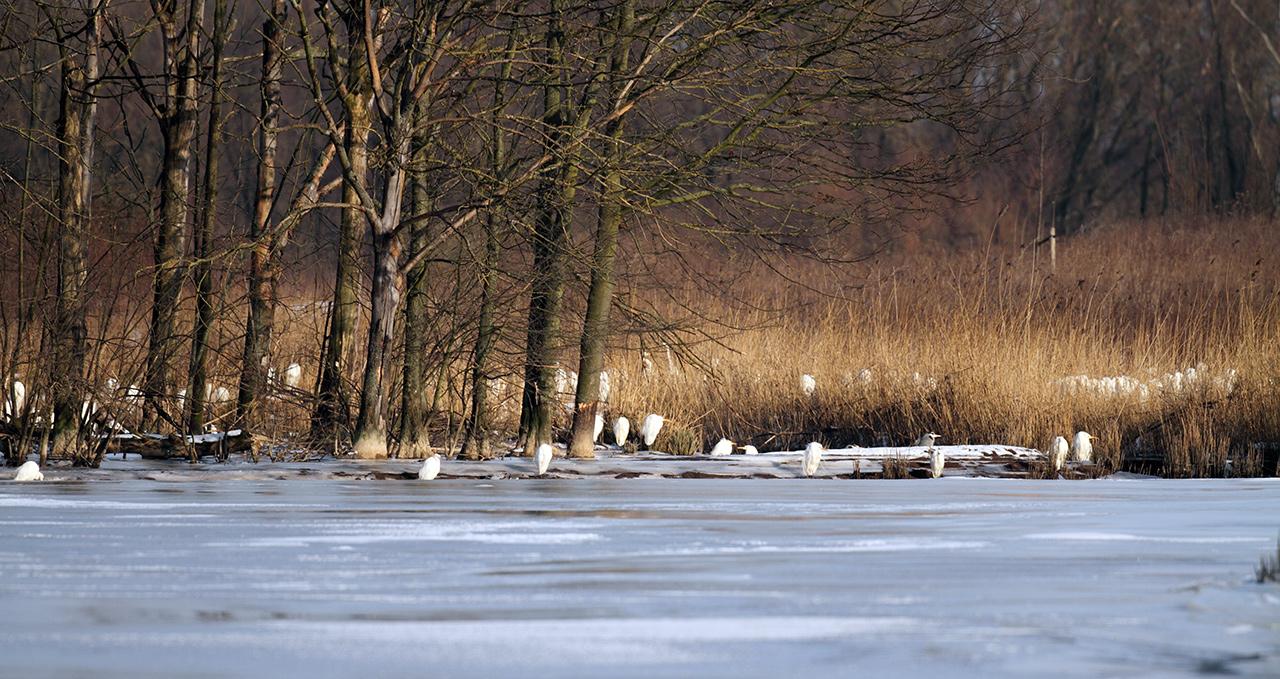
<box><xmin>568</xmin><ymin>0</ymin><xmax>632</xmax><ymax>460</ymax></box>
<box><xmin>237</xmin><ymin>0</ymin><xmax>285</xmax><ymax>428</ymax></box>
<box><xmin>519</xmin><ymin>1</ymin><xmax>576</xmax><ymax>455</ymax></box>
<box><xmin>352</xmin><ymin>126</ymin><xmax>410</xmax><ymax>459</ymax></box>
<box><xmin>187</xmin><ymin>0</ymin><xmax>228</xmax><ymax>435</ymax></box>
<box><xmin>143</xmin><ymin>0</ymin><xmax>204</xmax><ymax>430</ymax></box>
<box><xmin>313</xmin><ymin>26</ymin><xmax>372</xmax><ymax>440</ymax></box>
<box><xmin>51</xmin><ymin>0</ymin><xmax>105</xmax><ymax>460</ymax></box>
<box><xmin>399</xmin><ymin>110</ymin><xmax>432</xmax><ymax>458</ymax></box>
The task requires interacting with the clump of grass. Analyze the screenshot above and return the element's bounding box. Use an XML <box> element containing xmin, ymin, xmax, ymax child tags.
<box><xmin>1256</xmin><ymin>536</ymin><xmax>1280</xmax><ymax>584</ymax></box>
<box><xmin>881</xmin><ymin>455</ymin><xmax>911</xmax><ymax>479</ymax></box>
<box><xmin>656</xmin><ymin>424</ymin><xmax>701</xmax><ymax>456</ymax></box>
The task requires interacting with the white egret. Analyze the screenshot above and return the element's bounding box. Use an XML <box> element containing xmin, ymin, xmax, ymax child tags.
<box><xmin>598</xmin><ymin>371</ymin><xmax>611</xmax><ymax>403</ymax></box>
<box><xmin>914</xmin><ymin>432</ymin><xmax>941</xmax><ymax>447</ymax></box>
<box><xmin>283</xmin><ymin>363</ymin><xmax>303</xmax><ymax>388</ymax></box>
<box><xmin>1071</xmin><ymin>431</ymin><xmax>1094</xmax><ymax>463</ymax></box>
<box><xmin>418</xmin><ymin>454</ymin><xmax>441</xmax><ymax>481</ymax></box>
<box><xmin>930</xmin><ymin>449</ymin><xmax>945</xmax><ymax>479</ymax></box>
<box><xmin>740</xmin><ymin>444</ymin><xmax>759</xmax><ymax>456</ymax></box>
<box><xmin>6</xmin><ymin>379</ymin><xmax>25</xmax><ymax>417</ymax></box>
<box><xmin>640</xmin><ymin>351</ymin><xmax>654</xmax><ymax>375</ymax></box>
<box><xmin>1049</xmin><ymin>435</ymin><xmax>1069</xmax><ymax>472</ymax></box>
<box><xmin>613</xmin><ymin>416</ymin><xmax>630</xmax><ymax>446</ymax></box>
<box><xmin>534</xmin><ymin>443</ymin><xmax>553</xmax><ymax>476</ymax></box>
<box><xmin>641</xmin><ymin>413</ymin><xmax>664</xmax><ymax>448</ymax></box>
<box><xmin>803</xmin><ymin>442</ymin><xmax>823</xmax><ymax>477</ymax></box>
<box><xmin>801</xmin><ymin>374</ymin><xmax>817</xmax><ymax>397</ymax></box>
<box><xmin>593</xmin><ymin>413</ymin><xmax>605</xmax><ymax>443</ymax></box>
<box><xmin>709</xmin><ymin>438</ymin><xmax>734</xmax><ymax>456</ymax></box>
<box><xmin>13</xmin><ymin>461</ymin><xmax>42</xmax><ymax>482</ymax></box>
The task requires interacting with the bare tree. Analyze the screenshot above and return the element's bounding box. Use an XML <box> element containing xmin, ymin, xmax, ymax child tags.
<box><xmin>186</xmin><ymin>0</ymin><xmax>230</xmax><ymax>434</ymax></box>
<box><xmin>50</xmin><ymin>0</ymin><xmax>108</xmax><ymax>459</ymax></box>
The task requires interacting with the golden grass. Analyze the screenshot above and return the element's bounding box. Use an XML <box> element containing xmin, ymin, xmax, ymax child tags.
<box><xmin>603</xmin><ymin>218</ymin><xmax>1280</xmax><ymax>477</ymax></box>
<box><xmin>18</xmin><ymin>217</ymin><xmax>1274</xmax><ymax>477</ymax></box>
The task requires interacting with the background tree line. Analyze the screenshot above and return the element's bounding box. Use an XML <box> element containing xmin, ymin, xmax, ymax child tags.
<box><xmin>0</xmin><ymin>0</ymin><xmax>1275</xmax><ymax>465</ymax></box>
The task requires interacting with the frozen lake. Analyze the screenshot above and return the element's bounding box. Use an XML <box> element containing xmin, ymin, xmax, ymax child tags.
<box><xmin>2</xmin><ymin>477</ymin><xmax>1278</xmax><ymax>677</ymax></box>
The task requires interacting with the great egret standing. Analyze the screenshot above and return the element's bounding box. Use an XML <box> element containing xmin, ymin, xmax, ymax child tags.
<box><xmin>803</xmin><ymin>442</ymin><xmax>823</xmax><ymax>477</ymax></box>
<box><xmin>592</xmin><ymin>413</ymin><xmax>605</xmax><ymax>443</ymax></box>
<box><xmin>1071</xmin><ymin>431</ymin><xmax>1094</xmax><ymax>463</ymax></box>
<box><xmin>801</xmin><ymin>374</ymin><xmax>817</xmax><ymax>397</ymax></box>
<box><xmin>709</xmin><ymin>438</ymin><xmax>734</xmax><ymax>456</ymax></box>
<box><xmin>930</xmin><ymin>449</ymin><xmax>945</xmax><ymax>478</ymax></box>
<box><xmin>914</xmin><ymin>432</ymin><xmax>941</xmax><ymax>447</ymax></box>
<box><xmin>740</xmin><ymin>444</ymin><xmax>759</xmax><ymax>455</ymax></box>
<box><xmin>8</xmin><ymin>379</ymin><xmax>26</xmax><ymax>417</ymax></box>
<box><xmin>641</xmin><ymin>414</ymin><xmax>664</xmax><ymax>448</ymax></box>
<box><xmin>534</xmin><ymin>443</ymin><xmax>554</xmax><ymax>476</ymax></box>
<box><xmin>283</xmin><ymin>363</ymin><xmax>303</xmax><ymax>388</ymax></box>
<box><xmin>418</xmin><ymin>454</ymin><xmax>441</xmax><ymax>480</ymax></box>
<box><xmin>613</xmin><ymin>416</ymin><xmax>630</xmax><ymax>446</ymax></box>
<box><xmin>13</xmin><ymin>461</ymin><xmax>42</xmax><ymax>482</ymax></box>
<box><xmin>598</xmin><ymin>371</ymin><xmax>611</xmax><ymax>403</ymax></box>
<box><xmin>1049</xmin><ymin>435</ymin><xmax>1069</xmax><ymax>471</ymax></box>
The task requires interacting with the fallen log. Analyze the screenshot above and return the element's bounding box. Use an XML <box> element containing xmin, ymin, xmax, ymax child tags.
<box><xmin>107</xmin><ymin>429</ymin><xmax>262</xmax><ymax>461</ymax></box>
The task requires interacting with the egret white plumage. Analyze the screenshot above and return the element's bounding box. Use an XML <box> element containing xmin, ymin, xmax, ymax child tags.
<box><xmin>1071</xmin><ymin>431</ymin><xmax>1094</xmax><ymax>463</ymax></box>
<box><xmin>914</xmin><ymin>432</ymin><xmax>941</xmax><ymax>447</ymax></box>
<box><xmin>283</xmin><ymin>363</ymin><xmax>303</xmax><ymax>388</ymax></box>
<box><xmin>1048</xmin><ymin>435</ymin><xmax>1069</xmax><ymax>471</ymax></box>
<box><xmin>593</xmin><ymin>413</ymin><xmax>605</xmax><ymax>443</ymax></box>
<box><xmin>418</xmin><ymin>454</ymin><xmax>441</xmax><ymax>480</ymax></box>
<box><xmin>6</xmin><ymin>379</ymin><xmax>25</xmax><ymax>417</ymax></box>
<box><xmin>598</xmin><ymin>371</ymin><xmax>611</xmax><ymax>403</ymax></box>
<box><xmin>613</xmin><ymin>416</ymin><xmax>630</xmax><ymax>446</ymax></box>
<box><xmin>641</xmin><ymin>413</ymin><xmax>664</xmax><ymax>448</ymax></box>
<box><xmin>930</xmin><ymin>449</ymin><xmax>945</xmax><ymax>478</ymax></box>
<box><xmin>13</xmin><ymin>461</ymin><xmax>42</xmax><ymax>482</ymax></box>
<box><xmin>801</xmin><ymin>374</ymin><xmax>817</xmax><ymax>397</ymax></box>
<box><xmin>709</xmin><ymin>438</ymin><xmax>734</xmax><ymax>456</ymax></box>
<box><xmin>802</xmin><ymin>442</ymin><xmax>823</xmax><ymax>477</ymax></box>
<box><xmin>534</xmin><ymin>443</ymin><xmax>554</xmax><ymax>476</ymax></box>
<box><xmin>740</xmin><ymin>444</ymin><xmax>759</xmax><ymax>455</ymax></box>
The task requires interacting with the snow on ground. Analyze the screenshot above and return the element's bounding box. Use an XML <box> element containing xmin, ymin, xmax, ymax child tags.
<box><xmin>18</xmin><ymin>444</ymin><xmax>1045</xmax><ymax>482</ymax></box>
<box><xmin>0</xmin><ymin>478</ymin><xmax>1276</xmax><ymax>678</ymax></box>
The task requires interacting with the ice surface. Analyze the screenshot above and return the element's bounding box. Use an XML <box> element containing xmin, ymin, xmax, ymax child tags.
<box><xmin>1</xmin><ymin>478</ymin><xmax>1277</xmax><ymax>678</ymax></box>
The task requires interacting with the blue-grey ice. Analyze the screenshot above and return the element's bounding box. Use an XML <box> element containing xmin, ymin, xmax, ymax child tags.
<box><xmin>2</xmin><ymin>477</ymin><xmax>1278</xmax><ymax>677</ymax></box>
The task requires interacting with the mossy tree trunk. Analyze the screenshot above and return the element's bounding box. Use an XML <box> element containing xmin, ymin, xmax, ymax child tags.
<box><xmin>568</xmin><ymin>0</ymin><xmax>633</xmax><ymax>460</ymax></box>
